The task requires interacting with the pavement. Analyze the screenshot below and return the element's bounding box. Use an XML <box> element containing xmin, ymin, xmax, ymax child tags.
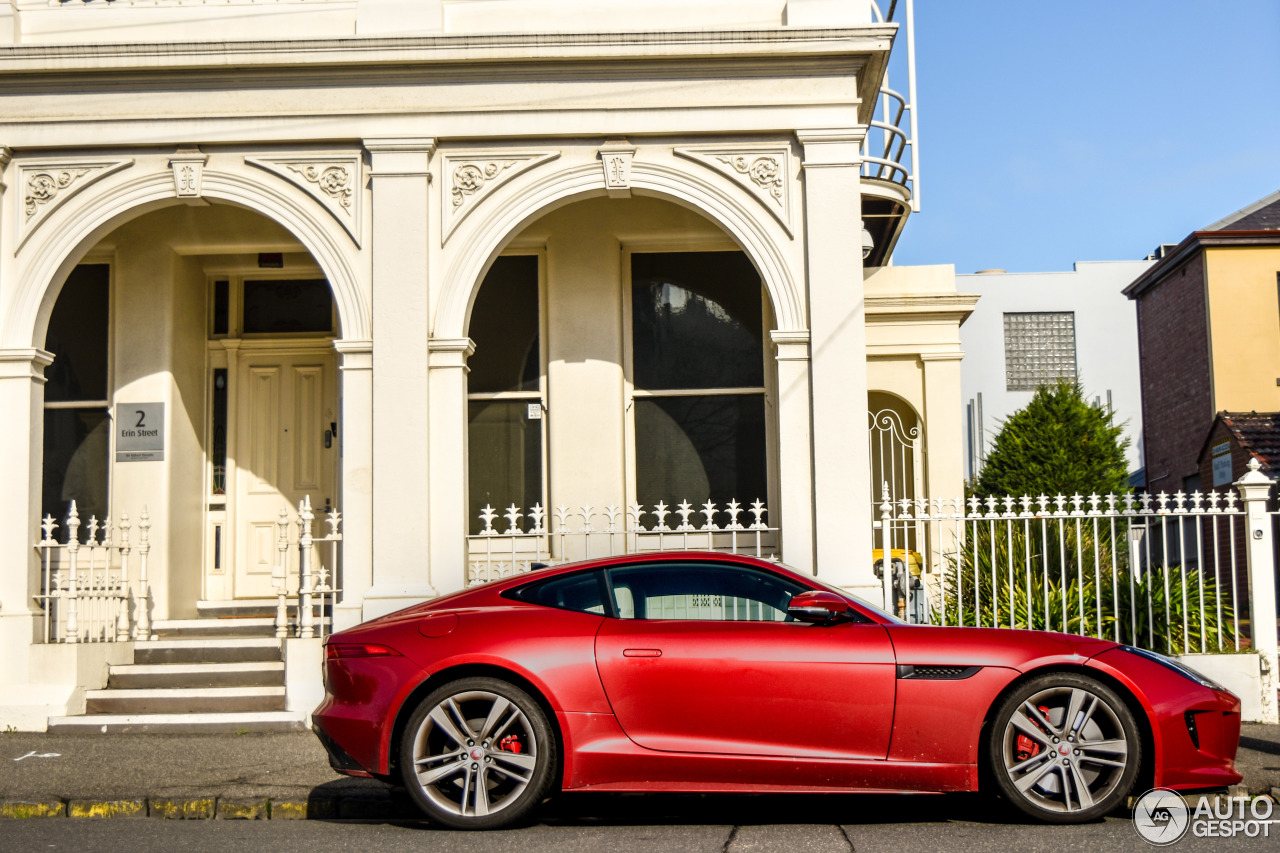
<box><xmin>0</xmin><ymin>724</ymin><xmax>1277</xmax><ymax>821</ymax></box>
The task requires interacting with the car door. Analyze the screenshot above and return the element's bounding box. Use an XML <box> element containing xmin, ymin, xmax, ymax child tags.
<box><xmin>594</xmin><ymin>562</ymin><xmax>897</xmax><ymax>760</ymax></box>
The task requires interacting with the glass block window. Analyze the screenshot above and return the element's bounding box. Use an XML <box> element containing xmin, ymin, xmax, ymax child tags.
<box><xmin>1003</xmin><ymin>312</ymin><xmax>1077</xmax><ymax>391</ymax></box>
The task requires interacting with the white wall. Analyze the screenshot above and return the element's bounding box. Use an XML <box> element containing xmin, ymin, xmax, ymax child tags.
<box><xmin>958</xmin><ymin>260</ymin><xmax>1153</xmax><ymax>482</ymax></box>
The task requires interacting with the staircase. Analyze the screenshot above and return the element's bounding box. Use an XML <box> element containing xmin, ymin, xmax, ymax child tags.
<box><xmin>47</xmin><ymin>600</ymin><xmax>315</xmax><ymax>733</ymax></box>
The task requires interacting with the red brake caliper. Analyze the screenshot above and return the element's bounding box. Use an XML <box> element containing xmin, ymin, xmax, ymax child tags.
<box><xmin>1014</xmin><ymin>705</ymin><xmax>1051</xmax><ymax>762</ymax></box>
<box><xmin>497</xmin><ymin>735</ymin><xmax>523</xmax><ymax>754</ymax></box>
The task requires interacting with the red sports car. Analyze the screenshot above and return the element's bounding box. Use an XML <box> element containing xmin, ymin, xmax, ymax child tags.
<box><xmin>311</xmin><ymin>552</ymin><xmax>1241</xmax><ymax>829</ymax></box>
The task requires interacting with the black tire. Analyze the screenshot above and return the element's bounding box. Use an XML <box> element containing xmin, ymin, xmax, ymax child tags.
<box><xmin>987</xmin><ymin>672</ymin><xmax>1141</xmax><ymax>824</ymax></box>
<box><xmin>398</xmin><ymin>676</ymin><xmax>557</xmax><ymax>829</ymax></box>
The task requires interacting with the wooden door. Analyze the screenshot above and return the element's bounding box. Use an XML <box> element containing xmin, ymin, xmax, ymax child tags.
<box><xmin>233</xmin><ymin>349</ymin><xmax>337</xmax><ymax>599</ymax></box>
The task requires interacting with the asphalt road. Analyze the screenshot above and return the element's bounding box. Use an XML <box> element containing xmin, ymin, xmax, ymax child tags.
<box><xmin>6</xmin><ymin>793</ymin><xmax>1276</xmax><ymax>853</ymax></box>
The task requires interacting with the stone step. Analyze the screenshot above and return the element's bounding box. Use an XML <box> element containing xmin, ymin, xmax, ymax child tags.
<box><xmin>85</xmin><ymin>686</ymin><xmax>287</xmax><ymax>714</ymax></box>
<box><xmin>196</xmin><ymin>599</ymin><xmax>286</xmax><ymax>620</ymax></box>
<box><xmin>151</xmin><ymin>617</ymin><xmax>329</xmax><ymax>639</ymax></box>
<box><xmin>107</xmin><ymin>661</ymin><xmax>285</xmax><ymax>689</ymax></box>
<box><xmin>152</xmin><ymin>617</ymin><xmax>279</xmax><ymax>639</ymax></box>
<box><xmin>133</xmin><ymin>637</ymin><xmax>283</xmax><ymax>665</ymax></box>
<box><xmin>47</xmin><ymin>710</ymin><xmax>308</xmax><ymax>734</ymax></box>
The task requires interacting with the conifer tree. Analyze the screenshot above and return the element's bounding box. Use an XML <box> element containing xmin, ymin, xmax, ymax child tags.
<box><xmin>974</xmin><ymin>380</ymin><xmax>1130</xmax><ymax>498</ymax></box>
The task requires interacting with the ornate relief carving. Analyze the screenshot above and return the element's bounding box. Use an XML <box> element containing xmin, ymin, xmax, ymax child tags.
<box><xmin>439</xmin><ymin>150</ymin><xmax>559</xmax><ymax>243</ymax></box>
<box><xmin>246</xmin><ymin>153</ymin><xmax>363</xmax><ymax>246</ymax></box>
<box><xmin>674</xmin><ymin>145</ymin><xmax>794</xmax><ymax>236</ymax></box>
<box><xmin>169</xmin><ymin>149</ymin><xmax>207</xmax><ymax>199</ymax></box>
<box><xmin>599</xmin><ymin>141</ymin><xmax>635</xmax><ymax>198</ymax></box>
<box><xmin>288</xmin><ymin>163</ymin><xmax>354</xmax><ymax>211</ymax></box>
<box><xmin>24</xmin><ymin>167</ymin><xmax>91</xmax><ymax>220</ymax></box>
<box><xmin>717</xmin><ymin>155</ymin><xmax>783</xmax><ymax>206</ymax></box>
<box><xmin>15</xmin><ymin>158</ymin><xmax>134</xmax><ymax>249</ymax></box>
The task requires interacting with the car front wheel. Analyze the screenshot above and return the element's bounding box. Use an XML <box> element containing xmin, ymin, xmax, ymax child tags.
<box><xmin>399</xmin><ymin>676</ymin><xmax>556</xmax><ymax>829</ymax></box>
<box><xmin>988</xmin><ymin>672</ymin><xmax>1141</xmax><ymax>823</ymax></box>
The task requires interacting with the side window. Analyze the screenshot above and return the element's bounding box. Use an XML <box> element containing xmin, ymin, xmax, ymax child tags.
<box><xmin>606</xmin><ymin>563</ymin><xmax>807</xmax><ymax>622</ymax></box>
<box><xmin>506</xmin><ymin>570</ymin><xmax>608</xmax><ymax>615</ymax></box>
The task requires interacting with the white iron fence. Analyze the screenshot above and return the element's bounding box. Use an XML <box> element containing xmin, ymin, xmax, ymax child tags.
<box><xmin>876</xmin><ymin>481</ymin><xmax>1263</xmax><ymax>656</ymax></box>
<box><xmin>467</xmin><ymin>500</ymin><xmax>778</xmax><ymax>585</ymax></box>
<box><xmin>271</xmin><ymin>494</ymin><xmax>342</xmax><ymax>639</ymax></box>
<box><xmin>35</xmin><ymin>494</ymin><xmax>340</xmax><ymax>643</ymax></box>
<box><xmin>35</xmin><ymin>501</ymin><xmax>152</xmax><ymax>644</ymax></box>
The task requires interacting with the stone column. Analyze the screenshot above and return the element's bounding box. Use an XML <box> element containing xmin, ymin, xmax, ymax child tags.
<box><xmin>771</xmin><ymin>330</ymin><xmax>815</xmax><ymax>574</ymax></box>
<box><xmin>1237</xmin><ymin>459</ymin><xmax>1278</xmax><ymax>724</ymax></box>
<box><xmin>0</xmin><ymin>349</ymin><xmax>54</xmax><ymax>702</ymax></box>
<box><xmin>920</xmin><ymin>352</ymin><xmax>965</xmax><ymax>574</ymax></box>
<box><xmin>427</xmin><ymin>338</ymin><xmax>474</xmax><ymax>596</ymax></box>
<box><xmin>333</xmin><ymin>338</ymin><xmax>373</xmax><ymax>631</ymax></box>
<box><xmin>362</xmin><ymin>138</ymin><xmax>436</xmax><ymax>620</ymax></box>
<box><xmin>796</xmin><ymin>129</ymin><xmax>873</xmax><ymax>593</ymax></box>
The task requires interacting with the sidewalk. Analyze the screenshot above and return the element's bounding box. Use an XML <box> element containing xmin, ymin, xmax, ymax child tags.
<box><xmin>0</xmin><ymin>724</ymin><xmax>1277</xmax><ymax>820</ymax></box>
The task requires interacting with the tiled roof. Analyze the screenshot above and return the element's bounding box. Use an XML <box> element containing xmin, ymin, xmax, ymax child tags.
<box><xmin>1216</xmin><ymin>412</ymin><xmax>1280</xmax><ymax>472</ymax></box>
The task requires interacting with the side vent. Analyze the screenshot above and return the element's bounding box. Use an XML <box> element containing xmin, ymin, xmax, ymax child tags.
<box><xmin>896</xmin><ymin>664</ymin><xmax>981</xmax><ymax>680</ymax></box>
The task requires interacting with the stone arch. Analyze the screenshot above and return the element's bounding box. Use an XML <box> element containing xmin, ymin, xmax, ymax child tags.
<box><xmin>435</xmin><ymin>159</ymin><xmax>804</xmax><ymax>339</ymax></box>
<box><xmin>6</xmin><ymin>165</ymin><xmax>368</xmax><ymax>348</ymax></box>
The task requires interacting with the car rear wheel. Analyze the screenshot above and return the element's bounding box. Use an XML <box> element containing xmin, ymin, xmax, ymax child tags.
<box><xmin>988</xmin><ymin>673</ymin><xmax>1141</xmax><ymax>823</ymax></box>
<box><xmin>399</xmin><ymin>677</ymin><xmax>556</xmax><ymax>829</ymax></box>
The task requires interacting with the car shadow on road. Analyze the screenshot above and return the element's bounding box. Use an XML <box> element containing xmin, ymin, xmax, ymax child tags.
<box><xmin>537</xmin><ymin>791</ymin><xmax>1042</xmax><ymax>827</ymax></box>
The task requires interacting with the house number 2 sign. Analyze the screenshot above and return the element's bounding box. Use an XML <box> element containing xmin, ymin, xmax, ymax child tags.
<box><xmin>116</xmin><ymin>402</ymin><xmax>165</xmax><ymax>462</ymax></box>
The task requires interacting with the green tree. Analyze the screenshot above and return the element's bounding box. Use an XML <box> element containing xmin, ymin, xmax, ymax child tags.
<box><xmin>974</xmin><ymin>379</ymin><xmax>1130</xmax><ymax>499</ymax></box>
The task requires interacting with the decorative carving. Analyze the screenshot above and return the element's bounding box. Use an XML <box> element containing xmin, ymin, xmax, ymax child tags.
<box><xmin>246</xmin><ymin>153</ymin><xmax>364</xmax><ymax>246</ymax></box>
<box><xmin>169</xmin><ymin>148</ymin><xmax>207</xmax><ymax>199</ymax></box>
<box><xmin>439</xmin><ymin>150</ymin><xmax>560</xmax><ymax>243</ymax></box>
<box><xmin>25</xmin><ymin>168</ymin><xmax>90</xmax><ymax>220</ymax></box>
<box><xmin>717</xmin><ymin>155</ymin><xmax>783</xmax><ymax>206</ymax></box>
<box><xmin>288</xmin><ymin>163</ymin><xmax>353</xmax><ymax>211</ymax></box>
<box><xmin>14</xmin><ymin>158</ymin><xmax>134</xmax><ymax>249</ymax></box>
<box><xmin>451</xmin><ymin>161</ymin><xmax>513</xmax><ymax>209</ymax></box>
<box><xmin>599</xmin><ymin>141</ymin><xmax>635</xmax><ymax>199</ymax></box>
<box><xmin>674</xmin><ymin>145</ymin><xmax>794</xmax><ymax>236</ymax></box>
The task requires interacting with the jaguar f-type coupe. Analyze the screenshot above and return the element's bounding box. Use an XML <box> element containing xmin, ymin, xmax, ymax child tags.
<box><xmin>312</xmin><ymin>552</ymin><xmax>1241</xmax><ymax>829</ymax></box>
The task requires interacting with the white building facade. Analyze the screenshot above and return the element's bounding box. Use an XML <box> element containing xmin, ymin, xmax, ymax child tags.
<box><xmin>958</xmin><ymin>261</ymin><xmax>1154</xmax><ymax>483</ymax></box>
<box><xmin>0</xmin><ymin>0</ymin><xmax>976</xmax><ymax>730</ymax></box>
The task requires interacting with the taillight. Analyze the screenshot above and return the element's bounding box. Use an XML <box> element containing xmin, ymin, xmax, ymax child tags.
<box><xmin>325</xmin><ymin>643</ymin><xmax>401</xmax><ymax>659</ymax></box>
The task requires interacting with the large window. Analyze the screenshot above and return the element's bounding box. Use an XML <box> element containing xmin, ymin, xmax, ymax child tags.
<box><xmin>467</xmin><ymin>255</ymin><xmax>543</xmax><ymax>533</ymax></box>
<box><xmin>43</xmin><ymin>264</ymin><xmax>111</xmax><ymax>524</ymax></box>
<box><xmin>629</xmin><ymin>251</ymin><xmax>767</xmax><ymax>510</ymax></box>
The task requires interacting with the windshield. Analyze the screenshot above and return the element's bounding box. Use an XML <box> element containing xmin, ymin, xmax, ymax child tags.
<box><xmin>777</xmin><ymin>562</ymin><xmax>906</xmax><ymax>624</ymax></box>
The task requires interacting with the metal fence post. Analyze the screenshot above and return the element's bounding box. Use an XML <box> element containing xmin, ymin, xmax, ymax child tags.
<box><xmin>1236</xmin><ymin>458</ymin><xmax>1278</xmax><ymax>724</ymax></box>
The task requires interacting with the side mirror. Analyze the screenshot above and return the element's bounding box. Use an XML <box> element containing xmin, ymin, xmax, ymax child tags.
<box><xmin>787</xmin><ymin>590</ymin><xmax>854</xmax><ymax>624</ymax></box>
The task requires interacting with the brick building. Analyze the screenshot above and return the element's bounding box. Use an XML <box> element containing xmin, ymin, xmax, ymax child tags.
<box><xmin>1124</xmin><ymin>190</ymin><xmax>1280</xmax><ymax>495</ymax></box>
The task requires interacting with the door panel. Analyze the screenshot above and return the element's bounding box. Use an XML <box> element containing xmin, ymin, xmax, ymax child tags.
<box><xmin>595</xmin><ymin>618</ymin><xmax>897</xmax><ymax>760</ymax></box>
<box><xmin>232</xmin><ymin>350</ymin><xmax>336</xmax><ymax>598</ymax></box>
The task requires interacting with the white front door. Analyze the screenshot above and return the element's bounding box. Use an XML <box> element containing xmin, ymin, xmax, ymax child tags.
<box><xmin>233</xmin><ymin>348</ymin><xmax>337</xmax><ymax>599</ymax></box>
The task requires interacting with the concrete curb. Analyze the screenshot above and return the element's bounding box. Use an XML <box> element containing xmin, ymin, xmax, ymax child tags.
<box><xmin>0</xmin><ymin>794</ymin><xmax>417</xmax><ymax>820</ymax></box>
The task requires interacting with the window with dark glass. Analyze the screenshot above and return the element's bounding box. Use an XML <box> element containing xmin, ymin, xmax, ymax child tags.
<box><xmin>467</xmin><ymin>256</ymin><xmax>543</xmax><ymax>534</ymax></box>
<box><xmin>505</xmin><ymin>570</ymin><xmax>609</xmax><ymax>614</ymax></box>
<box><xmin>242</xmin><ymin>279</ymin><xmax>333</xmax><ymax>334</ymax></box>
<box><xmin>630</xmin><ymin>252</ymin><xmax>767</xmax><ymax>511</ymax></box>
<box><xmin>42</xmin><ymin>264</ymin><xmax>111</xmax><ymax>524</ymax></box>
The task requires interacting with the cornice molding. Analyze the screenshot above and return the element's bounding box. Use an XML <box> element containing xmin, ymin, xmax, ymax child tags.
<box><xmin>0</xmin><ymin>28</ymin><xmax>894</xmax><ymax>74</ymax></box>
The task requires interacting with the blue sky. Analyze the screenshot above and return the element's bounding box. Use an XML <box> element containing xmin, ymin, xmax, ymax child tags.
<box><xmin>892</xmin><ymin>1</ymin><xmax>1280</xmax><ymax>274</ymax></box>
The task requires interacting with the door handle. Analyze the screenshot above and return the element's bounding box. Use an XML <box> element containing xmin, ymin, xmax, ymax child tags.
<box><xmin>622</xmin><ymin>648</ymin><xmax>662</xmax><ymax>658</ymax></box>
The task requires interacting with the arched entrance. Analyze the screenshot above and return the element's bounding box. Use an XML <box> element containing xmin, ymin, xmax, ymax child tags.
<box><xmin>456</xmin><ymin>193</ymin><xmax>790</xmax><ymax>576</ymax></box>
<box><xmin>29</xmin><ymin>199</ymin><xmax>353</xmax><ymax>615</ymax></box>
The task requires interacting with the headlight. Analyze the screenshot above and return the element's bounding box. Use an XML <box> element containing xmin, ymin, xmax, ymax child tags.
<box><xmin>1119</xmin><ymin>645</ymin><xmax>1228</xmax><ymax>692</ymax></box>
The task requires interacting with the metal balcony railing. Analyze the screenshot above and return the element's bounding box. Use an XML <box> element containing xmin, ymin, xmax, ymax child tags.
<box><xmin>867</xmin><ymin>0</ymin><xmax>920</xmax><ymax>210</ymax></box>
